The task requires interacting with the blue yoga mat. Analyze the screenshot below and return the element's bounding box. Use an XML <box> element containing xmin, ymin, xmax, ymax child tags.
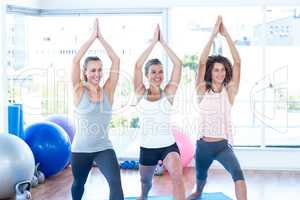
<box><xmin>124</xmin><ymin>192</ymin><xmax>232</xmax><ymax>200</ymax></box>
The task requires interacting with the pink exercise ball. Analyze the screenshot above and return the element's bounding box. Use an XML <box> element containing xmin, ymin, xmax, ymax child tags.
<box><xmin>172</xmin><ymin>127</ymin><xmax>195</xmax><ymax>167</ymax></box>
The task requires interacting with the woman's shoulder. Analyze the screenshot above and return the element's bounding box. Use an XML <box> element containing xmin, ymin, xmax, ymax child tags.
<box><xmin>73</xmin><ymin>82</ymin><xmax>87</xmax><ymax>106</ymax></box>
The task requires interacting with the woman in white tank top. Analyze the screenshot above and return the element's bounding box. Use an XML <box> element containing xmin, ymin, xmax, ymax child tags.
<box><xmin>187</xmin><ymin>16</ymin><xmax>247</xmax><ymax>200</ymax></box>
<box><xmin>134</xmin><ymin>25</ymin><xmax>185</xmax><ymax>200</ymax></box>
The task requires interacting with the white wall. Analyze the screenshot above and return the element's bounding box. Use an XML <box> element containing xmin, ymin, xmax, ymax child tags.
<box><xmin>5</xmin><ymin>0</ymin><xmax>40</xmax><ymax>8</ymax></box>
<box><xmin>111</xmin><ymin>129</ymin><xmax>300</xmax><ymax>171</ymax></box>
<box><xmin>200</xmin><ymin>148</ymin><xmax>300</xmax><ymax>171</ymax></box>
<box><xmin>38</xmin><ymin>0</ymin><xmax>300</xmax><ymax>9</ymax></box>
<box><xmin>0</xmin><ymin>2</ymin><xmax>7</xmax><ymax>133</ymax></box>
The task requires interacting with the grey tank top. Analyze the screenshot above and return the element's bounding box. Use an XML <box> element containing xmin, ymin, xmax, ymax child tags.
<box><xmin>71</xmin><ymin>87</ymin><xmax>113</xmax><ymax>153</ymax></box>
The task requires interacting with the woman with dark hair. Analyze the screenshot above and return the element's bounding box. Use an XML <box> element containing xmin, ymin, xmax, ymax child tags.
<box><xmin>134</xmin><ymin>25</ymin><xmax>185</xmax><ymax>200</ymax></box>
<box><xmin>187</xmin><ymin>16</ymin><xmax>247</xmax><ymax>200</ymax></box>
<box><xmin>71</xmin><ymin>19</ymin><xmax>123</xmax><ymax>200</ymax></box>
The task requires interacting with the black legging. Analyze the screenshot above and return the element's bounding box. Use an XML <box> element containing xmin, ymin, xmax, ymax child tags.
<box><xmin>195</xmin><ymin>139</ymin><xmax>244</xmax><ymax>182</ymax></box>
<box><xmin>71</xmin><ymin>149</ymin><xmax>124</xmax><ymax>200</ymax></box>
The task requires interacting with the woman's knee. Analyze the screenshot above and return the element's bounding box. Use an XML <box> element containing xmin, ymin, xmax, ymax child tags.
<box><xmin>164</xmin><ymin>154</ymin><xmax>183</xmax><ymax>176</ymax></box>
<box><xmin>231</xmin><ymin>169</ymin><xmax>245</xmax><ymax>182</ymax></box>
<box><xmin>71</xmin><ymin>180</ymin><xmax>85</xmax><ymax>197</ymax></box>
<box><xmin>196</xmin><ymin>169</ymin><xmax>208</xmax><ymax>181</ymax></box>
<box><xmin>72</xmin><ymin>175</ymin><xmax>87</xmax><ymax>188</ymax></box>
<box><xmin>140</xmin><ymin>175</ymin><xmax>152</xmax><ymax>185</ymax></box>
<box><xmin>168</xmin><ymin>168</ymin><xmax>183</xmax><ymax>182</ymax></box>
<box><xmin>107</xmin><ymin>175</ymin><xmax>122</xmax><ymax>187</ymax></box>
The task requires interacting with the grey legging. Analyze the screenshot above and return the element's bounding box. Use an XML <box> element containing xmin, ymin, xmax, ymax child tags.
<box><xmin>71</xmin><ymin>149</ymin><xmax>124</xmax><ymax>200</ymax></box>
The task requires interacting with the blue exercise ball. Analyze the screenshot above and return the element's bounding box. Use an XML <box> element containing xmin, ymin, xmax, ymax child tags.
<box><xmin>0</xmin><ymin>133</ymin><xmax>35</xmax><ymax>198</ymax></box>
<box><xmin>24</xmin><ymin>122</ymin><xmax>71</xmax><ymax>177</ymax></box>
<box><xmin>46</xmin><ymin>115</ymin><xmax>75</xmax><ymax>143</ymax></box>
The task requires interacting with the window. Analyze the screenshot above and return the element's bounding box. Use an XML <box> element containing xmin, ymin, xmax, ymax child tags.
<box><xmin>264</xmin><ymin>7</ymin><xmax>300</xmax><ymax>146</ymax></box>
<box><xmin>169</xmin><ymin>7</ymin><xmax>264</xmax><ymax>146</ymax></box>
<box><xmin>6</xmin><ymin>11</ymin><xmax>164</xmax><ymax>129</ymax></box>
<box><xmin>6</xmin><ymin>6</ymin><xmax>300</xmax><ymax>151</ymax></box>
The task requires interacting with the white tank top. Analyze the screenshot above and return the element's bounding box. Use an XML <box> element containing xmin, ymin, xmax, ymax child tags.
<box><xmin>137</xmin><ymin>91</ymin><xmax>176</xmax><ymax>148</ymax></box>
<box><xmin>198</xmin><ymin>87</ymin><xmax>233</xmax><ymax>144</ymax></box>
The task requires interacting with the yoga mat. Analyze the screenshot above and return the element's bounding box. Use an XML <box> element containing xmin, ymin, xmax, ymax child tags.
<box><xmin>124</xmin><ymin>192</ymin><xmax>232</xmax><ymax>200</ymax></box>
<box><xmin>8</xmin><ymin>104</ymin><xmax>24</xmax><ymax>139</ymax></box>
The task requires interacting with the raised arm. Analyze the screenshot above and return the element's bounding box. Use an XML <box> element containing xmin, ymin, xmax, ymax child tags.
<box><xmin>196</xmin><ymin>16</ymin><xmax>222</xmax><ymax>94</ymax></box>
<box><xmin>219</xmin><ymin>17</ymin><xmax>241</xmax><ymax>104</ymax></box>
<box><xmin>134</xmin><ymin>25</ymin><xmax>159</xmax><ymax>96</ymax></box>
<box><xmin>160</xmin><ymin>27</ymin><xmax>182</xmax><ymax>102</ymax></box>
<box><xmin>99</xmin><ymin>22</ymin><xmax>121</xmax><ymax>105</ymax></box>
<box><xmin>71</xmin><ymin>19</ymin><xmax>98</xmax><ymax>91</ymax></box>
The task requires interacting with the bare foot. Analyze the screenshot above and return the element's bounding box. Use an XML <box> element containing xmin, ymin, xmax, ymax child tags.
<box><xmin>186</xmin><ymin>192</ymin><xmax>201</xmax><ymax>200</ymax></box>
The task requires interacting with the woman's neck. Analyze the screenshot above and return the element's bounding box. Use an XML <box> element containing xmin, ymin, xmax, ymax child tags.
<box><xmin>86</xmin><ymin>82</ymin><xmax>100</xmax><ymax>94</ymax></box>
<box><xmin>148</xmin><ymin>85</ymin><xmax>161</xmax><ymax>95</ymax></box>
<box><xmin>211</xmin><ymin>83</ymin><xmax>223</xmax><ymax>93</ymax></box>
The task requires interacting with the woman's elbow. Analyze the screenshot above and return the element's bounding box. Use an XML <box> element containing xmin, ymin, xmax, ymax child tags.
<box><xmin>235</xmin><ymin>58</ymin><xmax>241</xmax><ymax>66</ymax></box>
<box><xmin>112</xmin><ymin>57</ymin><xmax>120</xmax><ymax>65</ymax></box>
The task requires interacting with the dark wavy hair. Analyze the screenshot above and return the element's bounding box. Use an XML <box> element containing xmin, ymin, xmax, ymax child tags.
<box><xmin>204</xmin><ymin>55</ymin><xmax>233</xmax><ymax>91</ymax></box>
<box><xmin>82</xmin><ymin>56</ymin><xmax>102</xmax><ymax>82</ymax></box>
<box><xmin>144</xmin><ymin>58</ymin><xmax>162</xmax><ymax>76</ymax></box>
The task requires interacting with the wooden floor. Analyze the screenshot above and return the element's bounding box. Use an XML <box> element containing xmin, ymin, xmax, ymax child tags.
<box><xmin>10</xmin><ymin>166</ymin><xmax>300</xmax><ymax>200</ymax></box>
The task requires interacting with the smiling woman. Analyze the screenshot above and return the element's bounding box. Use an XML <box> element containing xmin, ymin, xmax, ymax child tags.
<box><xmin>2</xmin><ymin>1</ymin><xmax>300</xmax><ymax>200</ymax></box>
<box><xmin>70</xmin><ymin>18</ymin><xmax>124</xmax><ymax>200</ymax></box>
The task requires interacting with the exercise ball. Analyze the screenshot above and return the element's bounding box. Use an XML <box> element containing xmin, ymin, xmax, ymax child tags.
<box><xmin>172</xmin><ymin>127</ymin><xmax>195</xmax><ymax>167</ymax></box>
<box><xmin>24</xmin><ymin>122</ymin><xmax>71</xmax><ymax>177</ymax></box>
<box><xmin>0</xmin><ymin>133</ymin><xmax>35</xmax><ymax>199</ymax></box>
<box><xmin>46</xmin><ymin>115</ymin><xmax>75</xmax><ymax>143</ymax></box>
